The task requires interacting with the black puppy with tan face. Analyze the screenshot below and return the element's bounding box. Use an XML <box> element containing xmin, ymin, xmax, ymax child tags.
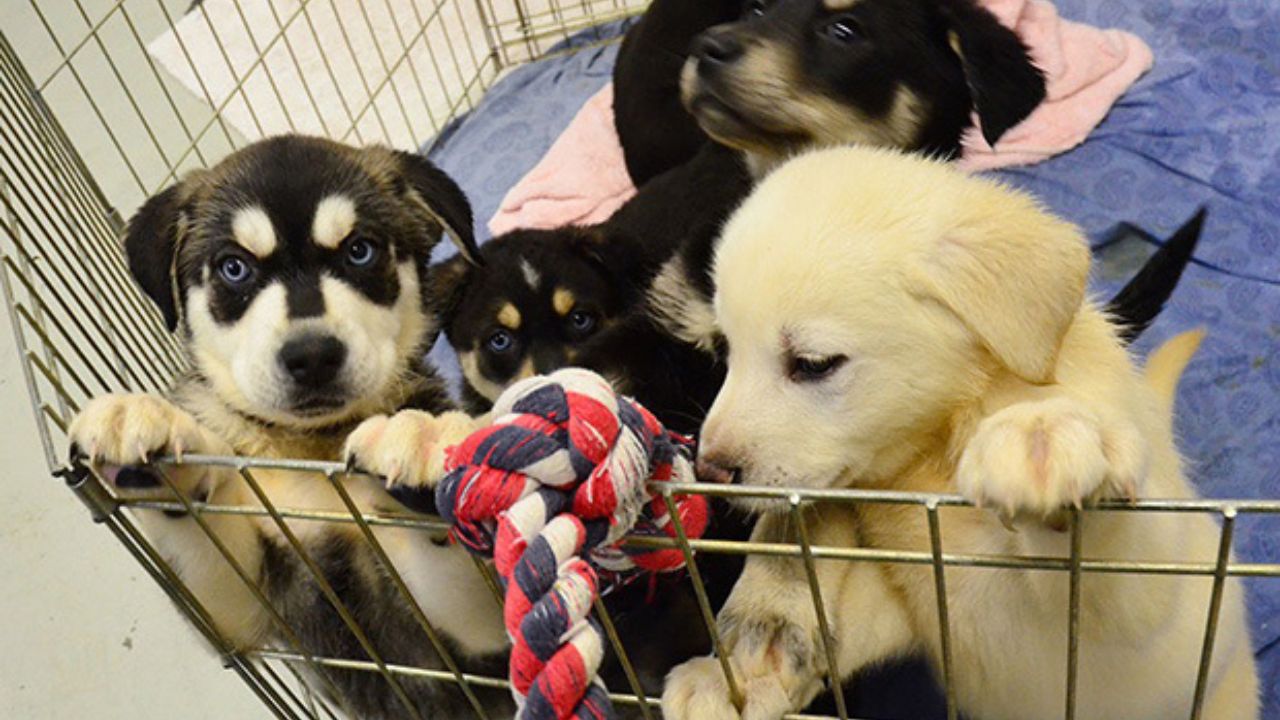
<box><xmin>616</xmin><ymin>0</ymin><xmax>1043</xmax><ymax>182</ymax></box>
<box><xmin>432</xmin><ymin>226</ymin><xmax>649</xmax><ymax>413</ymax></box>
<box><xmin>68</xmin><ymin>135</ymin><xmax>514</xmax><ymax>718</ymax></box>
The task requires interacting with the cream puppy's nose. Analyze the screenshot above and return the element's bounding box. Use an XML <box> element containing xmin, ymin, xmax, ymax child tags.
<box><xmin>695</xmin><ymin>429</ymin><xmax>743</xmax><ymax>484</ymax></box>
<box><xmin>694</xmin><ymin>454</ymin><xmax>741</xmax><ymax>484</ymax></box>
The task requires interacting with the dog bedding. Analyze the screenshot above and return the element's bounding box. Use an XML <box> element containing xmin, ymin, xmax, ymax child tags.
<box><xmin>427</xmin><ymin>0</ymin><xmax>1280</xmax><ymax>713</ymax></box>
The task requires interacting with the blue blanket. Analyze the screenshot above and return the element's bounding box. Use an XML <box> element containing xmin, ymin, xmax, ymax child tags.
<box><xmin>428</xmin><ymin>2</ymin><xmax>1280</xmax><ymax>713</ymax></box>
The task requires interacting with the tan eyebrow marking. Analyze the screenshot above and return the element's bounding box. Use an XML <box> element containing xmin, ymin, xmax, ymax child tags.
<box><xmin>822</xmin><ymin>0</ymin><xmax>862</xmax><ymax>10</ymax></box>
<box><xmin>231</xmin><ymin>206</ymin><xmax>277</xmax><ymax>258</ymax></box>
<box><xmin>552</xmin><ymin>288</ymin><xmax>576</xmax><ymax>316</ymax></box>
<box><xmin>497</xmin><ymin>302</ymin><xmax>521</xmax><ymax>330</ymax></box>
<box><xmin>312</xmin><ymin>194</ymin><xmax>357</xmax><ymax>249</ymax></box>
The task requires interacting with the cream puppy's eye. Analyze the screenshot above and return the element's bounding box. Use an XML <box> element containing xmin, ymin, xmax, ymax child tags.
<box><xmin>788</xmin><ymin>353</ymin><xmax>848</xmax><ymax>382</ymax></box>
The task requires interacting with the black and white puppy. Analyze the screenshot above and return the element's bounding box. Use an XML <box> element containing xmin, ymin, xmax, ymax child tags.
<box><xmin>67</xmin><ymin>135</ymin><xmax>512</xmax><ymax>719</ymax></box>
<box><xmin>615</xmin><ymin>0</ymin><xmax>1044</xmax><ymax>184</ymax></box>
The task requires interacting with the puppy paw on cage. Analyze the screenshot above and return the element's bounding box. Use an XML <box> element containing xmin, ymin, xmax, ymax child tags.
<box><xmin>956</xmin><ymin>396</ymin><xmax>1149</xmax><ymax>519</ymax></box>
<box><xmin>343</xmin><ymin>409</ymin><xmax>484</xmax><ymax>510</ymax></box>
<box><xmin>661</xmin><ymin>656</ymin><xmax>743</xmax><ymax>720</ymax></box>
<box><xmin>68</xmin><ymin>392</ymin><xmax>232</xmax><ymax>497</ymax></box>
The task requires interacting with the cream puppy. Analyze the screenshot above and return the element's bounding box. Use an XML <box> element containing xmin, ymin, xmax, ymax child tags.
<box><xmin>662</xmin><ymin>147</ymin><xmax>1258</xmax><ymax>720</ymax></box>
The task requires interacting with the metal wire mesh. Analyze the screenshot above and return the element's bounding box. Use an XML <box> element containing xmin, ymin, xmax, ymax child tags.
<box><xmin>0</xmin><ymin>2</ymin><xmax>1275</xmax><ymax>719</ymax></box>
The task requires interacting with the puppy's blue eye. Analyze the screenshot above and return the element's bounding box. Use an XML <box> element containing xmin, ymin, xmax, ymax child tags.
<box><xmin>218</xmin><ymin>255</ymin><xmax>254</xmax><ymax>285</ymax></box>
<box><xmin>487</xmin><ymin>329</ymin><xmax>515</xmax><ymax>353</ymax></box>
<box><xmin>345</xmin><ymin>237</ymin><xmax>378</xmax><ymax>267</ymax></box>
<box><xmin>744</xmin><ymin>0</ymin><xmax>767</xmax><ymax>17</ymax></box>
<box><xmin>789</xmin><ymin>354</ymin><xmax>848</xmax><ymax>382</ymax></box>
<box><xmin>823</xmin><ymin>18</ymin><xmax>863</xmax><ymax>43</ymax></box>
<box><xmin>569</xmin><ymin>309</ymin><xmax>598</xmax><ymax>335</ymax></box>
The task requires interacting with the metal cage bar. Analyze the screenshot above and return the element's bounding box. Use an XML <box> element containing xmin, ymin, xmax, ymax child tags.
<box><xmin>58</xmin><ymin>454</ymin><xmax>1280</xmax><ymax>720</ymax></box>
<box><xmin>791</xmin><ymin>497</ymin><xmax>850</xmax><ymax>720</ymax></box>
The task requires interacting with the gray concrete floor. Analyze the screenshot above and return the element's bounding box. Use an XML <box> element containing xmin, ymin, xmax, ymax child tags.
<box><xmin>0</xmin><ymin>304</ymin><xmax>269</xmax><ymax>719</ymax></box>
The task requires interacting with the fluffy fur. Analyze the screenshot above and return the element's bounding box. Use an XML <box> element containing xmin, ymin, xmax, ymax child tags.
<box><xmin>662</xmin><ymin>147</ymin><xmax>1258</xmax><ymax>720</ymax></box>
<box><xmin>68</xmin><ymin>136</ymin><xmax>511</xmax><ymax>719</ymax></box>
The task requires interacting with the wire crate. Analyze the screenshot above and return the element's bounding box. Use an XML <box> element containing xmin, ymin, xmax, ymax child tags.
<box><xmin>1</xmin><ymin>2</ymin><xmax>1276</xmax><ymax>719</ymax></box>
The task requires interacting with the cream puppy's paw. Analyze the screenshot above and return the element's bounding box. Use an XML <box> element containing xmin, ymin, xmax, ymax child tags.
<box><xmin>663</xmin><ymin>610</ymin><xmax>825</xmax><ymax>720</ymax></box>
<box><xmin>957</xmin><ymin>397</ymin><xmax>1148</xmax><ymax>517</ymax></box>
<box><xmin>68</xmin><ymin>393</ymin><xmax>229</xmax><ymax>497</ymax></box>
<box><xmin>662</xmin><ymin>656</ymin><xmax>742</xmax><ymax>720</ymax></box>
<box><xmin>344</xmin><ymin>410</ymin><xmax>482</xmax><ymax>511</ymax></box>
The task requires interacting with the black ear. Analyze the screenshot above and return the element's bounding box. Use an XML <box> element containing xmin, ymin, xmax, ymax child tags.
<box><xmin>393</xmin><ymin>151</ymin><xmax>481</xmax><ymax>266</ymax></box>
<box><xmin>124</xmin><ymin>184</ymin><xmax>186</xmax><ymax>332</ymax></box>
<box><xmin>941</xmin><ymin>0</ymin><xmax>1046</xmax><ymax>147</ymax></box>
<box><xmin>425</xmin><ymin>253</ymin><xmax>473</xmax><ymax>331</ymax></box>
<box><xmin>567</xmin><ymin>227</ymin><xmax>650</xmax><ymax>301</ymax></box>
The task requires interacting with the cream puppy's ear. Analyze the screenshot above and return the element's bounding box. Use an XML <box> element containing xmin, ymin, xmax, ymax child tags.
<box><xmin>907</xmin><ymin>203</ymin><xmax>1090</xmax><ymax>384</ymax></box>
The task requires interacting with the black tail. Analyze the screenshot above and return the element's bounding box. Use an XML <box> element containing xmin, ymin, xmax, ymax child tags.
<box><xmin>1104</xmin><ymin>207</ymin><xmax>1207</xmax><ymax>345</ymax></box>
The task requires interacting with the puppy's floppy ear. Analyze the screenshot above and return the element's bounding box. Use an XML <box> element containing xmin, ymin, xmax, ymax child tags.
<box><xmin>908</xmin><ymin>207</ymin><xmax>1089</xmax><ymax>384</ymax></box>
<box><xmin>392</xmin><ymin>150</ymin><xmax>482</xmax><ymax>266</ymax></box>
<box><xmin>566</xmin><ymin>226</ymin><xmax>649</xmax><ymax>300</ymax></box>
<box><xmin>426</xmin><ymin>253</ymin><xmax>473</xmax><ymax>329</ymax></box>
<box><xmin>123</xmin><ymin>183</ymin><xmax>187</xmax><ymax>332</ymax></box>
<box><xmin>940</xmin><ymin>0</ymin><xmax>1046</xmax><ymax>147</ymax></box>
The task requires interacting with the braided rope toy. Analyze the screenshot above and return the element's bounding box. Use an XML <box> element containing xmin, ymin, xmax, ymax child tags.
<box><xmin>436</xmin><ymin>368</ymin><xmax>711</xmax><ymax>719</ymax></box>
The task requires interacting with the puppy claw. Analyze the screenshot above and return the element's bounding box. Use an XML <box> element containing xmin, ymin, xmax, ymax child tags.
<box><xmin>1121</xmin><ymin>480</ymin><xmax>1139</xmax><ymax>503</ymax></box>
<box><xmin>998</xmin><ymin>512</ymin><xmax>1018</xmax><ymax>533</ymax></box>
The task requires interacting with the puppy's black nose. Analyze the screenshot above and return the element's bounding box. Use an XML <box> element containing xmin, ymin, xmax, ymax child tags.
<box><xmin>695</xmin><ymin>455</ymin><xmax>741</xmax><ymax>485</ymax></box>
<box><xmin>694</xmin><ymin>31</ymin><xmax>744</xmax><ymax>67</ymax></box>
<box><xmin>279</xmin><ymin>334</ymin><xmax>347</xmax><ymax>388</ymax></box>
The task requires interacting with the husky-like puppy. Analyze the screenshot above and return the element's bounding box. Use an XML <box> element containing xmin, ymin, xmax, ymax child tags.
<box><xmin>663</xmin><ymin>147</ymin><xmax>1258</xmax><ymax>720</ymax></box>
<box><xmin>68</xmin><ymin>136</ymin><xmax>512</xmax><ymax>718</ymax></box>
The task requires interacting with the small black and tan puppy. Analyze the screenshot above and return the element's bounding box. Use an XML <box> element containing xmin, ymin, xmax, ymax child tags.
<box><xmin>434</xmin><ymin>142</ymin><xmax>752</xmax><ymax>425</ymax></box>
<box><xmin>67</xmin><ymin>135</ymin><xmax>512</xmax><ymax>719</ymax></box>
<box><xmin>615</xmin><ymin>0</ymin><xmax>1044</xmax><ymax>184</ymax></box>
<box><xmin>431</xmin><ymin>226</ymin><xmax>647</xmax><ymax>413</ymax></box>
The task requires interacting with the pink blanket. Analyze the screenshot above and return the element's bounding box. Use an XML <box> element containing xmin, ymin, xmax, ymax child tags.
<box><xmin>489</xmin><ymin>0</ymin><xmax>1152</xmax><ymax>236</ymax></box>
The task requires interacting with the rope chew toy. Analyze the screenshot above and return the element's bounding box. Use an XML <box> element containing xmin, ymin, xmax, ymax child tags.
<box><xmin>437</xmin><ymin>368</ymin><xmax>710</xmax><ymax>719</ymax></box>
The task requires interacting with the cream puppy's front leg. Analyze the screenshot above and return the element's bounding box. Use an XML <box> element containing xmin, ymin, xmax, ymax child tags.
<box><xmin>68</xmin><ymin>394</ymin><xmax>269</xmax><ymax>649</ymax></box>
<box><xmin>956</xmin><ymin>396</ymin><xmax>1148</xmax><ymax>517</ymax></box>
<box><xmin>663</xmin><ymin>508</ymin><xmax>915</xmax><ymax>720</ymax></box>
